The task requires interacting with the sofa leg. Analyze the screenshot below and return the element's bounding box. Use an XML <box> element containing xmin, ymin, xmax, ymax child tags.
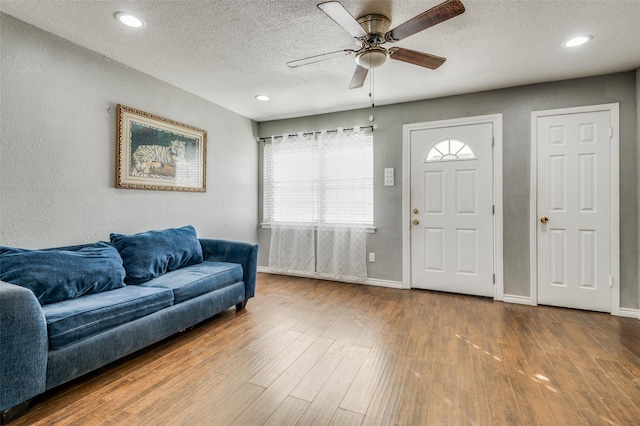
<box><xmin>1</xmin><ymin>400</ymin><xmax>31</xmax><ymax>424</ymax></box>
<box><xmin>235</xmin><ymin>300</ymin><xmax>247</xmax><ymax>311</ymax></box>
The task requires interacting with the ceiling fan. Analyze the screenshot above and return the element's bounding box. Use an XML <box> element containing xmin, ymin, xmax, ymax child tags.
<box><xmin>287</xmin><ymin>0</ymin><xmax>465</xmax><ymax>89</ymax></box>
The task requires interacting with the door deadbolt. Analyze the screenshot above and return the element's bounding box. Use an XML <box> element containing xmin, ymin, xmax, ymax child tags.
<box><xmin>413</xmin><ymin>208</ymin><xmax>419</xmax><ymax>214</ymax></box>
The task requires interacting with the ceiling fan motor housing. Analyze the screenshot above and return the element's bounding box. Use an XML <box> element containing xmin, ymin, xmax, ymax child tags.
<box><xmin>357</xmin><ymin>14</ymin><xmax>391</xmax><ymax>38</ymax></box>
<box><xmin>355</xmin><ymin>14</ymin><xmax>391</xmax><ymax>69</ymax></box>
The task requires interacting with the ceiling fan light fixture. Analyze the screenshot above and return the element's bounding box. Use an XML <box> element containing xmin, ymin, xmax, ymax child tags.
<box><xmin>356</xmin><ymin>48</ymin><xmax>389</xmax><ymax>69</ymax></box>
<box><xmin>563</xmin><ymin>35</ymin><xmax>592</xmax><ymax>48</ymax></box>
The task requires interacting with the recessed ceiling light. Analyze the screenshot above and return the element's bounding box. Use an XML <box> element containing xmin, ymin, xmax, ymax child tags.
<box><xmin>563</xmin><ymin>35</ymin><xmax>592</xmax><ymax>48</ymax></box>
<box><xmin>115</xmin><ymin>12</ymin><xmax>146</xmax><ymax>28</ymax></box>
<box><xmin>255</xmin><ymin>95</ymin><xmax>270</xmax><ymax>101</ymax></box>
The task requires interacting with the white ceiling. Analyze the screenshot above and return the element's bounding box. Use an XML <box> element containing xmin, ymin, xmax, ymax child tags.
<box><xmin>2</xmin><ymin>1</ymin><xmax>639</xmax><ymax>122</ymax></box>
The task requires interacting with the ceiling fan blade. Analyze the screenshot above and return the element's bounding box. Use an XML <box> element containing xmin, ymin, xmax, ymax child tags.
<box><xmin>386</xmin><ymin>0</ymin><xmax>465</xmax><ymax>42</ymax></box>
<box><xmin>389</xmin><ymin>48</ymin><xmax>446</xmax><ymax>69</ymax></box>
<box><xmin>287</xmin><ymin>49</ymin><xmax>355</xmax><ymax>68</ymax></box>
<box><xmin>349</xmin><ymin>65</ymin><xmax>369</xmax><ymax>89</ymax></box>
<box><xmin>318</xmin><ymin>1</ymin><xmax>368</xmax><ymax>39</ymax></box>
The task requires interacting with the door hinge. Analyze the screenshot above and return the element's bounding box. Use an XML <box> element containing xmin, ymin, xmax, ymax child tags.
<box><xmin>609</xmin><ymin>276</ymin><xmax>614</xmax><ymax>288</ymax></box>
<box><xmin>492</xmin><ymin>205</ymin><xmax>495</xmax><ymax>215</ymax></box>
<box><xmin>609</xmin><ymin>127</ymin><xmax>614</xmax><ymax>138</ymax></box>
<box><xmin>493</xmin><ymin>273</ymin><xmax>496</xmax><ymax>284</ymax></box>
<box><xmin>491</xmin><ymin>136</ymin><xmax>495</xmax><ymax>147</ymax></box>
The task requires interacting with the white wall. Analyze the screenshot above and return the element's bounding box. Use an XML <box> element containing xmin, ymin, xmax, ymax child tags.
<box><xmin>0</xmin><ymin>14</ymin><xmax>259</xmax><ymax>247</ymax></box>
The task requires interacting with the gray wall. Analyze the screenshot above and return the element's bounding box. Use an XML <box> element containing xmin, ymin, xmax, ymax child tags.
<box><xmin>0</xmin><ymin>14</ymin><xmax>259</xmax><ymax>247</ymax></box>
<box><xmin>258</xmin><ymin>72</ymin><xmax>638</xmax><ymax>309</ymax></box>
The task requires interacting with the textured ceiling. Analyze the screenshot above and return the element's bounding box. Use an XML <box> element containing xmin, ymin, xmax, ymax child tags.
<box><xmin>2</xmin><ymin>0</ymin><xmax>640</xmax><ymax>122</ymax></box>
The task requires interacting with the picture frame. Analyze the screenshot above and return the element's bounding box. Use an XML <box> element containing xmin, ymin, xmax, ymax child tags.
<box><xmin>116</xmin><ymin>104</ymin><xmax>207</xmax><ymax>192</ymax></box>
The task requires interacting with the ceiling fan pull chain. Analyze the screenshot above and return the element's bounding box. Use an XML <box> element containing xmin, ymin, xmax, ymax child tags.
<box><xmin>369</xmin><ymin>68</ymin><xmax>375</xmax><ymax>107</ymax></box>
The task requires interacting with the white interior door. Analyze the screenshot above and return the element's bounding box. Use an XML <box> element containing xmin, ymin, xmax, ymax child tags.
<box><xmin>409</xmin><ymin>122</ymin><xmax>494</xmax><ymax>297</ymax></box>
<box><xmin>535</xmin><ymin>108</ymin><xmax>615</xmax><ymax>312</ymax></box>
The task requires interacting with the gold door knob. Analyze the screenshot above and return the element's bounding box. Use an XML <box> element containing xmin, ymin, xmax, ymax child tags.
<box><xmin>413</xmin><ymin>208</ymin><xmax>419</xmax><ymax>214</ymax></box>
<box><xmin>540</xmin><ymin>216</ymin><xmax>549</xmax><ymax>224</ymax></box>
<box><xmin>412</xmin><ymin>219</ymin><xmax>420</xmax><ymax>225</ymax></box>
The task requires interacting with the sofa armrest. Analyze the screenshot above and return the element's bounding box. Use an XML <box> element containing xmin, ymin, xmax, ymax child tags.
<box><xmin>0</xmin><ymin>281</ymin><xmax>48</xmax><ymax>411</ymax></box>
<box><xmin>199</xmin><ymin>239</ymin><xmax>258</xmax><ymax>299</ymax></box>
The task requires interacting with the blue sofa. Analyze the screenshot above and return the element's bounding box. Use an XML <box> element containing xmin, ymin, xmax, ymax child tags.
<box><xmin>0</xmin><ymin>226</ymin><xmax>258</xmax><ymax>423</ymax></box>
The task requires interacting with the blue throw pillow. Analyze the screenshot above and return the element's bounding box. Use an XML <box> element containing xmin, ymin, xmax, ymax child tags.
<box><xmin>0</xmin><ymin>242</ymin><xmax>126</xmax><ymax>305</ymax></box>
<box><xmin>110</xmin><ymin>225</ymin><xmax>203</xmax><ymax>284</ymax></box>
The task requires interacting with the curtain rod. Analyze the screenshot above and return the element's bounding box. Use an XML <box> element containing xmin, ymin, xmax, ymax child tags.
<box><xmin>256</xmin><ymin>124</ymin><xmax>376</xmax><ymax>143</ymax></box>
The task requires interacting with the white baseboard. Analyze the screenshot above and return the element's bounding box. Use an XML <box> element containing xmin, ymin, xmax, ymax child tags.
<box><xmin>258</xmin><ymin>269</ymin><xmax>638</xmax><ymax>316</ymax></box>
<box><xmin>618</xmin><ymin>307</ymin><xmax>640</xmax><ymax>319</ymax></box>
<box><xmin>257</xmin><ymin>267</ymin><xmax>402</xmax><ymax>289</ymax></box>
<box><xmin>503</xmin><ymin>294</ymin><xmax>533</xmax><ymax>305</ymax></box>
<box><xmin>361</xmin><ymin>277</ymin><xmax>403</xmax><ymax>289</ymax></box>
<box><xmin>501</xmin><ymin>294</ymin><xmax>639</xmax><ymax>318</ymax></box>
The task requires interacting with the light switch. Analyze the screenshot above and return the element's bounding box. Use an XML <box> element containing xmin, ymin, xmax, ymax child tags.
<box><xmin>384</xmin><ymin>167</ymin><xmax>394</xmax><ymax>177</ymax></box>
<box><xmin>384</xmin><ymin>176</ymin><xmax>394</xmax><ymax>186</ymax></box>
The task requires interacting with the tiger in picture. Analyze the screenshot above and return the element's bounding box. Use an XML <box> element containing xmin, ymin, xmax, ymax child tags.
<box><xmin>130</xmin><ymin>140</ymin><xmax>186</xmax><ymax>178</ymax></box>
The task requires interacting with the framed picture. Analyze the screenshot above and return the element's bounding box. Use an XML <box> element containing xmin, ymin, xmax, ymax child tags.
<box><xmin>116</xmin><ymin>104</ymin><xmax>207</xmax><ymax>192</ymax></box>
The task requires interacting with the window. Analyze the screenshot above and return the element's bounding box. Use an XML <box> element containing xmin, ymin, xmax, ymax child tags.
<box><xmin>264</xmin><ymin>130</ymin><xmax>373</xmax><ymax>225</ymax></box>
<box><xmin>425</xmin><ymin>139</ymin><xmax>475</xmax><ymax>161</ymax></box>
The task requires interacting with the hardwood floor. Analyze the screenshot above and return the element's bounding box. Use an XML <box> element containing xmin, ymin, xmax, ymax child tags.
<box><xmin>12</xmin><ymin>273</ymin><xmax>640</xmax><ymax>425</ymax></box>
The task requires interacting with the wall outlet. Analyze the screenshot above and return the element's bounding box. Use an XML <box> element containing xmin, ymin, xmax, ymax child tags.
<box><xmin>369</xmin><ymin>252</ymin><xmax>375</xmax><ymax>262</ymax></box>
<box><xmin>384</xmin><ymin>167</ymin><xmax>394</xmax><ymax>177</ymax></box>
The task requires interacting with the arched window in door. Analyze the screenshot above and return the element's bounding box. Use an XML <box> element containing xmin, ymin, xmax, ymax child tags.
<box><xmin>425</xmin><ymin>139</ymin><xmax>475</xmax><ymax>162</ymax></box>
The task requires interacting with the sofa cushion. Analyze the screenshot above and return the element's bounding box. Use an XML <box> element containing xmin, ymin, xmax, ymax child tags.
<box><xmin>42</xmin><ymin>286</ymin><xmax>174</xmax><ymax>350</ymax></box>
<box><xmin>139</xmin><ymin>261</ymin><xmax>243</xmax><ymax>304</ymax></box>
<box><xmin>0</xmin><ymin>242</ymin><xmax>126</xmax><ymax>305</ymax></box>
<box><xmin>110</xmin><ymin>226</ymin><xmax>203</xmax><ymax>284</ymax></box>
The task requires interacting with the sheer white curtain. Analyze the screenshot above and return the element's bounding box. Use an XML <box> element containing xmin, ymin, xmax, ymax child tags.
<box><xmin>268</xmin><ymin>133</ymin><xmax>316</xmax><ymax>274</ymax></box>
<box><xmin>266</xmin><ymin>127</ymin><xmax>372</xmax><ymax>280</ymax></box>
<box><xmin>316</xmin><ymin>128</ymin><xmax>371</xmax><ymax>280</ymax></box>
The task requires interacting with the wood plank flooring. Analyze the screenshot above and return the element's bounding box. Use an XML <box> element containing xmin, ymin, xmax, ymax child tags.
<box><xmin>11</xmin><ymin>273</ymin><xmax>640</xmax><ymax>425</ymax></box>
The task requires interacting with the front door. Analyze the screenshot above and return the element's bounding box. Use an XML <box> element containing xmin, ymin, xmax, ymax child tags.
<box><xmin>408</xmin><ymin>121</ymin><xmax>494</xmax><ymax>297</ymax></box>
<box><xmin>534</xmin><ymin>107</ymin><xmax>615</xmax><ymax>312</ymax></box>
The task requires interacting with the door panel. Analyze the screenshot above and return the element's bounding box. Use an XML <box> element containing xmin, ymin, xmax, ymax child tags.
<box><xmin>425</xmin><ymin>228</ymin><xmax>445</xmax><ymax>271</ymax></box>
<box><xmin>425</xmin><ymin>171</ymin><xmax>444</xmax><ymax>213</ymax></box>
<box><xmin>456</xmin><ymin>229</ymin><xmax>478</xmax><ymax>274</ymax></box>
<box><xmin>549</xmin><ymin>229</ymin><xmax>566</xmax><ymax>286</ymax></box>
<box><xmin>455</xmin><ymin>169</ymin><xmax>477</xmax><ymax>214</ymax></box>
<box><xmin>579</xmin><ymin>230</ymin><xmax>596</xmax><ymax>287</ymax></box>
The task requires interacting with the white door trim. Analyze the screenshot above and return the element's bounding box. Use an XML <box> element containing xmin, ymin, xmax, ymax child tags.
<box><xmin>403</xmin><ymin>114</ymin><xmax>504</xmax><ymax>299</ymax></box>
<box><xmin>530</xmin><ymin>103</ymin><xmax>620</xmax><ymax>315</ymax></box>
